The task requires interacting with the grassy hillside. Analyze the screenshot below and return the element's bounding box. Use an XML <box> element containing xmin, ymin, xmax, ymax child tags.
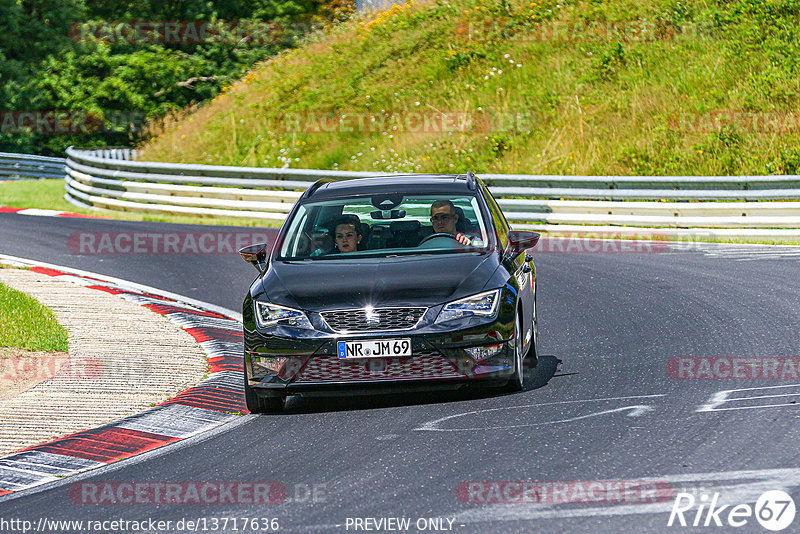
<box><xmin>138</xmin><ymin>0</ymin><xmax>800</xmax><ymax>177</ymax></box>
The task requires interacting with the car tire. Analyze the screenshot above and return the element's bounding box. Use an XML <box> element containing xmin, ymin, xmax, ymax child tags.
<box><xmin>244</xmin><ymin>372</ymin><xmax>286</xmax><ymax>414</ymax></box>
<box><xmin>526</xmin><ymin>296</ymin><xmax>538</xmax><ymax>369</ymax></box>
<box><xmin>501</xmin><ymin>311</ymin><xmax>524</xmax><ymax>392</ymax></box>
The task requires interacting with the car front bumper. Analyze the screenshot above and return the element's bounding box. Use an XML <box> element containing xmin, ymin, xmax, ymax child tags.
<box><xmin>243</xmin><ymin>301</ymin><xmax>517</xmax><ymax>396</ymax></box>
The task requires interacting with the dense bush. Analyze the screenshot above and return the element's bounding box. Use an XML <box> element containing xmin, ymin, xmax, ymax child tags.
<box><xmin>0</xmin><ymin>0</ymin><xmax>349</xmax><ymax>155</ymax></box>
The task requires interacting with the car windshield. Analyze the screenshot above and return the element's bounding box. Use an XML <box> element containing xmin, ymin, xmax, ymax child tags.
<box><xmin>276</xmin><ymin>193</ymin><xmax>489</xmax><ymax>260</ymax></box>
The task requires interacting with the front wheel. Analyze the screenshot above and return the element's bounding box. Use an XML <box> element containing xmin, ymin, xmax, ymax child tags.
<box><xmin>527</xmin><ymin>296</ymin><xmax>538</xmax><ymax>369</ymax></box>
<box><xmin>244</xmin><ymin>372</ymin><xmax>286</xmax><ymax>413</ymax></box>
<box><xmin>501</xmin><ymin>312</ymin><xmax>524</xmax><ymax>392</ymax></box>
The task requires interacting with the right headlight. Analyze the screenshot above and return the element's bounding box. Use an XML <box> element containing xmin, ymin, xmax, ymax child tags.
<box><xmin>254</xmin><ymin>301</ymin><xmax>313</xmax><ymax>329</ymax></box>
<box><xmin>435</xmin><ymin>289</ymin><xmax>501</xmax><ymax>324</ymax></box>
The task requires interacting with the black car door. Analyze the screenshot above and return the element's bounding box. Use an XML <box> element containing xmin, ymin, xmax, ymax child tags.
<box><xmin>481</xmin><ymin>183</ymin><xmax>535</xmax><ymax>353</ymax></box>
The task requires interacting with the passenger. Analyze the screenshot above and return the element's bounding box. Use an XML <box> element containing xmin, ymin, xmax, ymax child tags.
<box><xmin>430</xmin><ymin>200</ymin><xmax>472</xmax><ymax>245</ymax></box>
<box><xmin>332</xmin><ymin>214</ymin><xmax>363</xmax><ymax>253</ymax></box>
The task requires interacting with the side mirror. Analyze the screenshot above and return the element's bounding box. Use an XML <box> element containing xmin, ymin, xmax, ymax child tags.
<box><xmin>239</xmin><ymin>243</ymin><xmax>268</xmax><ymax>272</ymax></box>
<box><xmin>505</xmin><ymin>231</ymin><xmax>540</xmax><ymax>258</ymax></box>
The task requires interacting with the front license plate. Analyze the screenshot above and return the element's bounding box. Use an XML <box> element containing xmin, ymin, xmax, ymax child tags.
<box><xmin>337</xmin><ymin>338</ymin><xmax>411</xmax><ymax>359</ymax></box>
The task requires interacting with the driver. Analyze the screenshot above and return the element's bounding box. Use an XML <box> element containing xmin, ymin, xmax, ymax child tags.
<box><xmin>296</xmin><ymin>226</ymin><xmax>334</xmax><ymax>257</ymax></box>
<box><xmin>430</xmin><ymin>200</ymin><xmax>472</xmax><ymax>245</ymax></box>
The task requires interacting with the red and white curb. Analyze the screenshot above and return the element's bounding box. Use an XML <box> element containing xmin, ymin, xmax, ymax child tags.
<box><xmin>0</xmin><ymin>206</ymin><xmax>101</xmax><ymax>218</ymax></box>
<box><xmin>0</xmin><ymin>257</ymin><xmax>247</xmax><ymax>497</ymax></box>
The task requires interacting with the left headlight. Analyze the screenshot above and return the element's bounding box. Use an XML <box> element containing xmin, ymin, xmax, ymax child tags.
<box><xmin>435</xmin><ymin>289</ymin><xmax>501</xmax><ymax>324</ymax></box>
<box><xmin>254</xmin><ymin>301</ymin><xmax>314</xmax><ymax>329</ymax></box>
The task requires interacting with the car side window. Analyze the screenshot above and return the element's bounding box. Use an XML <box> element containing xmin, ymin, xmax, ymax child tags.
<box><xmin>482</xmin><ymin>185</ymin><xmax>509</xmax><ymax>250</ymax></box>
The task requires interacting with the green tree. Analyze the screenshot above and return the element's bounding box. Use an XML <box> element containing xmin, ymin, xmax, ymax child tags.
<box><xmin>0</xmin><ymin>0</ymin><xmax>332</xmax><ymax>154</ymax></box>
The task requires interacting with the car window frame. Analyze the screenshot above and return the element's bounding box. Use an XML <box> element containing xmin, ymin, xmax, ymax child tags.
<box><xmin>272</xmin><ymin>190</ymin><xmax>497</xmax><ymax>261</ymax></box>
<box><xmin>479</xmin><ymin>182</ymin><xmax>510</xmax><ymax>252</ymax></box>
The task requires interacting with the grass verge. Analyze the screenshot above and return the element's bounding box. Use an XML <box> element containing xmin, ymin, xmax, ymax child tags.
<box><xmin>0</xmin><ymin>281</ymin><xmax>68</xmax><ymax>352</ymax></box>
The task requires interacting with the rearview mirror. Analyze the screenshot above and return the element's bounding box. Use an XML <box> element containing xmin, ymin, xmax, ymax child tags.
<box><xmin>505</xmin><ymin>231</ymin><xmax>540</xmax><ymax>258</ymax></box>
<box><xmin>370</xmin><ymin>209</ymin><xmax>406</xmax><ymax>220</ymax></box>
<box><xmin>239</xmin><ymin>243</ymin><xmax>268</xmax><ymax>272</ymax></box>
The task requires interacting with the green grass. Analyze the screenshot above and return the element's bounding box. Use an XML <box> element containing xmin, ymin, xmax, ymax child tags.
<box><xmin>137</xmin><ymin>0</ymin><xmax>800</xmax><ymax>177</ymax></box>
<box><xmin>0</xmin><ymin>179</ymin><xmax>282</xmax><ymax>227</ymax></box>
<box><xmin>1</xmin><ymin>179</ymin><xmax>79</xmax><ymax>212</ymax></box>
<box><xmin>0</xmin><ymin>281</ymin><xmax>68</xmax><ymax>351</ymax></box>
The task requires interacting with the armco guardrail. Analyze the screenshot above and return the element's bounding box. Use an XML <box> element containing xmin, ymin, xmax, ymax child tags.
<box><xmin>63</xmin><ymin>147</ymin><xmax>800</xmax><ymax>235</ymax></box>
<box><xmin>0</xmin><ymin>152</ymin><xmax>66</xmax><ymax>180</ymax></box>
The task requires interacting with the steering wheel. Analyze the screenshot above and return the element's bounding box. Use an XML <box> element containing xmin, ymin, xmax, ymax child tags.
<box><xmin>418</xmin><ymin>233</ymin><xmax>462</xmax><ymax>246</ymax></box>
<box><xmin>299</xmin><ymin>231</ymin><xmax>333</xmax><ymax>256</ymax></box>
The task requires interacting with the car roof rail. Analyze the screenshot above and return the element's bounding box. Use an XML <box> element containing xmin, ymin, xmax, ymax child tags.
<box><xmin>466</xmin><ymin>171</ymin><xmax>477</xmax><ymax>190</ymax></box>
<box><xmin>302</xmin><ymin>178</ymin><xmax>336</xmax><ymax>199</ymax></box>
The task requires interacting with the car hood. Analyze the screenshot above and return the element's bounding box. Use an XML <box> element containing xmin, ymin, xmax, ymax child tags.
<box><xmin>261</xmin><ymin>253</ymin><xmax>498</xmax><ymax>310</ymax></box>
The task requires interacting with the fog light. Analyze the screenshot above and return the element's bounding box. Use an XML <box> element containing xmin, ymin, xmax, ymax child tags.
<box><xmin>465</xmin><ymin>344</ymin><xmax>503</xmax><ymax>362</ymax></box>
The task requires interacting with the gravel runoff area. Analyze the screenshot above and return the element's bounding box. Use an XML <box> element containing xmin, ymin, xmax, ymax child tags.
<box><xmin>0</xmin><ymin>268</ymin><xmax>208</xmax><ymax>456</ymax></box>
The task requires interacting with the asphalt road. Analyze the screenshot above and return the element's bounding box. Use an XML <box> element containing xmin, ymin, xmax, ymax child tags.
<box><xmin>2</xmin><ymin>212</ymin><xmax>800</xmax><ymax>533</ymax></box>
<box><xmin>0</xmin><ymin>213</ymin><xmax>264</xmax><ymax>311</ymax></box>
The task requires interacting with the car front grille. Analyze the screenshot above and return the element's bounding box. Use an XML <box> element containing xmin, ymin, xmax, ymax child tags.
<box><xmin>320</xmin><ymin>307</ymin><xmax>426</xmax><ymax>333</ymax></box>
<box><xmin>295</xmin><ymin>350</ymin><xmax>462</xmax><ymax>382</ymax></box>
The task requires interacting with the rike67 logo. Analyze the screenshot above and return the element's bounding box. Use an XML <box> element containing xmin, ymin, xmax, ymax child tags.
<box><xmin>668</xmin><ymin>490</ymin><xmax>796</xmax><ymax>531</ymax></box>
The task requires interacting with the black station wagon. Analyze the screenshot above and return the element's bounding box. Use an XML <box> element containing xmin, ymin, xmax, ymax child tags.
<box><xmin>239</xmin><ymin>172</ymin><xmax>539</xmax><ymax>413</ymax></box>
